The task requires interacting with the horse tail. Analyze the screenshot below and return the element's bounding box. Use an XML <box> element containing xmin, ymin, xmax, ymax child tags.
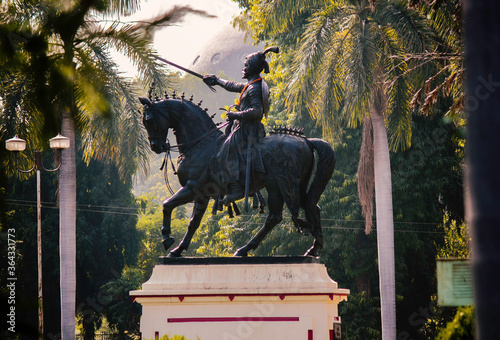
<box><xmin>306</xmin><ymin>138</ymin><xmax>336</xmax><ymax>204</ymax></box>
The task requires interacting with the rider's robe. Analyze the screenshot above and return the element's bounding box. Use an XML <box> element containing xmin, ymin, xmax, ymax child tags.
<box><xmin>216</xmin><ymin>78</ymin><xmax>266</xmax><ymax>186</ymax></box>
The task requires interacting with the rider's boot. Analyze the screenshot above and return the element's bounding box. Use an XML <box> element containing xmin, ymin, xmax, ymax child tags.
<box><xmin>225</xmin><ymin>182</ymin><xmax>244</xmax><ymax>203</ymax></box>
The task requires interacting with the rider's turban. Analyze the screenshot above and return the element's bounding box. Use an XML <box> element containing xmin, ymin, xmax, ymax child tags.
<box><xmin>245</xmin><ymin>46</ymin><xmax>280</xmax><ymax>74</ymax></box>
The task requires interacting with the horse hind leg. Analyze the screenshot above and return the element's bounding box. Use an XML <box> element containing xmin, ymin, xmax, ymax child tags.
<box><xmin>303</xmin><ymin>203</ymin><xmax>324</xmax><ymax>257</ymax></box>
<box><xmin>234</xmin><ymin>189</ymin><xmax>284</xmax><ymax>257</ymax></box>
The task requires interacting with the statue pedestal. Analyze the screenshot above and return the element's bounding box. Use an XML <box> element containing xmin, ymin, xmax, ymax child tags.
<box><xmin>130</xmin><ymin>256</ymin><xmax>349</xmax><ymax>340</ymax></box>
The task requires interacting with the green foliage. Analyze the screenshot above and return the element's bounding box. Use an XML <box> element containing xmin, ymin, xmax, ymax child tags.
<box><xmin>134</xmin><ymin>194</ymin><xmax>191</xmax><ymax>279</ymax></box>
<box><xmin>437</xmin><ymin>216</ymin><xmax>470</xmax><ymax>259</ymax></box>
<box><xmin>340</xmin><ymin>292</ymin><xmax>381</xmax><ymax>339</ymax></box>
<box><xmin>0</xmin><ymin>143</ymin><xmax>142</xmax><ymax>337</ymax></box>
<box><xmin>100</xmin><ymin>267</ymin><xmax>143</xmax><ymax>339</ymax></box>
<box><xmin>436</xmin><ymin>306</ymin><xmax>475</xmax><ymax>340</ymax></box>
<box><xmin>193</xmin><ymin>209</ymin><xmax>238</xmax><ymax>257</ymax></box>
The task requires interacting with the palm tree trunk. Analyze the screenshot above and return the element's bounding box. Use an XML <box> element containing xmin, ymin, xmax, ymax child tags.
<box><xmin>464</xmin><ymin>1</ymin><xmax>500</xmax><ymax>338</ymax></box>
<box><xmin>60</xmin><ymin>111</ymin><xmax>76</xmax><ymax>340</ymax></box>
<box><xmin>371</xmin><ymin>90</ymin><xmax>396</xmax><ymax>339</ymax></box>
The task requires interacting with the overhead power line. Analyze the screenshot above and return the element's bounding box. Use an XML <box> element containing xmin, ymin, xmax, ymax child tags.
<box><xmin>5</xmin><ymin>199</ymin><xmax>446</xmax><ymax>234</ymax></box>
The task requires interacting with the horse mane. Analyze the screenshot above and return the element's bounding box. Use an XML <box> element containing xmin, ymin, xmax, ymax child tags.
<box><xmin>153</xmin><ymin>91</ymin><xmax>220</xmax><ymax>127</ymax></box>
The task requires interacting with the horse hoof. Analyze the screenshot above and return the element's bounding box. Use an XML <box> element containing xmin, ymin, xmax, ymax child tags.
<box><xmin>167</xmin><ymin>249</ymin><xmax>182</xmax><ymax>258</ymax></box>
<box><xmin>304</xmin><ymin>248</ymin><xmax>319</xmax><ymax>257</ymax></box>
<box><xmin>162</xmin><ymin>237</ymin><xmax>175</xmax><ymax>251</ymax></box>
<box><xmin>233</xmin><ymin>249</ymin><xmax>248</xmax><ymax>257</ymax></box>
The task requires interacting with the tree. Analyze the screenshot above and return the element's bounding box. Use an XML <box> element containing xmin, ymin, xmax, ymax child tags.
<box><xmin>75</xmin><ymin>142</ymin><xmax>142</xmax><ymax>339</ymax></box>
<box><xmin>436</xmin><ymin>306</ymin><xmax>474</xmax><ymax>340</ymax></box>
<box><xmin>0</xmin><ymin>1</ymin><xmax>210</xmax><ymax>338</ymax></box>
<box><xmin>100</xmin><ymin>268</ymin><xmax>143</xmax><ymax>339</ymax></box>
<box><xmin>241</xmin><ymin>1</ymin><xmax>434</xmax><ymax>338</ymax></box>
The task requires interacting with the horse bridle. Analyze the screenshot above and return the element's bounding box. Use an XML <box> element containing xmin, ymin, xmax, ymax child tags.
<box><xmin>144</xmin><ymin>99</ymin><xmax>230</xmax><ymax>194</ymax></box>
<box><xmin>146</xmin><ymin>99</ymin><xmax>229</xmax><ymax>153</ymax></box>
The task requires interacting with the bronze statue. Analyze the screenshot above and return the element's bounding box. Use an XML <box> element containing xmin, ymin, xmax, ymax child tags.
<box><xmin>139</xmin><ymin>109</ymin><xmax>335</xmax><ymax>258</ymax></box>
<box><xmin>203</xmin><ymin>46</ymin><xmax>279</xmax><ymax>203</ymax></box>
<box><xmin>139</xmin><ymin>47</ymin><xmax>335</xmax><ymax>257</ymax></box>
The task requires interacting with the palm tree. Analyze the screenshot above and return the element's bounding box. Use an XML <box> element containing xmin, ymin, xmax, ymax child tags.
<box><xmin>1</xmin><ymin>1</ymin><xmax>207</xmax><ymax>338</ymax></box>
<box><xmin>243</xmin><ymin>0</ymin><xmax>433</xmax><ymax>338</ymax></box>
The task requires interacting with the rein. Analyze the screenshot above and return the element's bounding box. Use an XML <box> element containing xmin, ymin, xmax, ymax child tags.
<box><xmin>160</xmin><ymin>144</ymin><xmax>177</xmax><ymax>195</ymax></box>
<box><xmin>166</xmin><ymin>120</ymin><xmax>230</xmax><ymax>152</ymax></box>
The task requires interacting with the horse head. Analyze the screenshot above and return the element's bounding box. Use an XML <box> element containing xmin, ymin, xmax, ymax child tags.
<box><xmin>139</xmin><ymin>97</ymin><xmax>171</xmax><ymax>154</ymax></box>
<box><xmin>140</xmin><ymin>94</ymin><xmax>220</xmax><ymax>156</ymax></box>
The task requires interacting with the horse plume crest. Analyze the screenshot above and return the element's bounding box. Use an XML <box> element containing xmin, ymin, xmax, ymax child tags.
<box><xmin>270</xmin><ymin>125</ymin><xmax>306</xmax><ymax>137</ymax></box>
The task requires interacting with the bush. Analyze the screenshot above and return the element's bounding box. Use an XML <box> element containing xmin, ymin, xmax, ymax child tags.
<box><xmin>436</xmin><ymin>306</ymin><xmax>474</xmax><ymax>340</ymax></box>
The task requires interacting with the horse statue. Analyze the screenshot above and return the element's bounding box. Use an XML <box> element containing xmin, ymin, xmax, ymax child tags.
<box><xmin>139</xmin><ymin>95</ymin><xmax>335</xmax><ymax>257</ymax></box>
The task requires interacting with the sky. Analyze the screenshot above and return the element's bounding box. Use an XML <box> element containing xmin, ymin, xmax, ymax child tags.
<box><xmin>114</xmin><ymin>0</ymin><xmax>241</xmax><ymax>76</ymax></box>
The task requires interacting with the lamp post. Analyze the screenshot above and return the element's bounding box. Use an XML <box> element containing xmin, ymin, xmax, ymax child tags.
<box><xmin>5</xmin><ymin>134</ymin><xmax>70</xmax><ymax>340</ymax></box>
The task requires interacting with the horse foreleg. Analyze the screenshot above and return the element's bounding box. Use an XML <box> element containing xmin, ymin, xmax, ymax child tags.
<box><xmin>234</xmin><ymin>190</ymin><xmax>283</xmax><ymax>257</ymax></box>
<box><xmin>161</xmin><ymin>186</ymin><xmax>196</xmax><ymax>251</ymax></box>
<box><xmin>169</xmin><ymin>200</ymin><xmax>208</xmax><ymax>257</ymax></box>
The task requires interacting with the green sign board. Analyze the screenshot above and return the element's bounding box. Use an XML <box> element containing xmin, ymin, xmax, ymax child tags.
<box><xmin>436</xmin><ymin>258</ymin><xmax>473</xmax><ymax>306</ymax></box>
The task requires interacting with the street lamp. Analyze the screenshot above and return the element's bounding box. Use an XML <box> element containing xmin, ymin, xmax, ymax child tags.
<box><xmin>5</xmin><ymin>134</ymin><xmax>70</xmax><ymax>340</ymax></box>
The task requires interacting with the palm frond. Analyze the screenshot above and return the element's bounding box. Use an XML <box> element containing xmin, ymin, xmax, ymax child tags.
<box><xmin>386</xmin><ymin>70</ymin><xmax>413</xmax><ymax>150</ymax></box>
<box><xmin>377</xmin><ymin>0</ymin><xmax>434</xmax><ymax>55</ymax></box>
<box><xmin>258</xmin><ymin>0</ymin><xmax>325</xmax><ymax>36</ymax></box>
<box><xmin>373</xmin><ymin>22</ymin><xmax>414</xmax><ymax>151</ymax></box>
<box><xmin>341</xmin><ymin>18</ymin><xmax>378</xmax><ymax>128</ymax></box>
<box><xmin>102</xmin><ymin>0</ymin><xmax>142</xmax><ymax>16</ymax></box>
<box><xmin>74</xmin><ymin>41</ymin><xmax>152</xmax><ymax>180</ymax></box>
<box><xmin>134</xmin><ymin>5</ymin><xmax>216</xmax><ymax>34</ymax></box>
<box><xmin>287</xmin><ymin>4</ymin><xmax>352</xmax><ymax>121</ymax></box>
<box><xmin>78</xmin><ymin>21</ymin><xmax>169</xmax><ymax>90</ymax></box>
<box><xmin>115</xmin><ymin>98</ymin><xmax>152</xmax><ymax>179</ymax></box>
<box><xmin>286</xmin><ymin>11</ymin><xmax>333</xmax><ymax>116</ymax></box>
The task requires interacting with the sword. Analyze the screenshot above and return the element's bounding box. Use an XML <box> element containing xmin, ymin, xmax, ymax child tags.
<box><xmin>154</xmin><ymin>55</ymin><xmax>216</xmax><ymax>92</ymax></box>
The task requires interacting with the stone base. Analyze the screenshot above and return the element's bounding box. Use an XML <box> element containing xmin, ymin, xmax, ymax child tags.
<box><xmin>130</xmin><ymin>256</ymin><xmax>349</xmax><ymax>340</ymax></box>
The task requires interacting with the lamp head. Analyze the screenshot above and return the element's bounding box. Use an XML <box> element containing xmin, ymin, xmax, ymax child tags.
<box><xmin>5</xmin><ymin>135</ymin><xmax>27</xmax><ymax>152</ymax></box>
<box><xmin>49</xmin><ymin>134</ymin><xmax>70</xmax><ymax>150</ymax></box>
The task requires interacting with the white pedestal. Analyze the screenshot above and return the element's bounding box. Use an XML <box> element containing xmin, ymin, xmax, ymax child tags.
<box><xmin>130</xmin><ymin>257</ymin><xmax>349</xmax><ymax>340</ymax></box>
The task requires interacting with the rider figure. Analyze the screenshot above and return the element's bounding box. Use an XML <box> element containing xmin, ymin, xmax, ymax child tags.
<box><xmin>203</xmin><ymin>46</ymin><xmax>279</xmax><ymax>202</ymax></box>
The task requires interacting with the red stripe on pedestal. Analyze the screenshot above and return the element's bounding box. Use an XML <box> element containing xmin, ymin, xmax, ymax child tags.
<box><xmin>167</xmin><ymin>317</ymin><xmax>300</xmax><ymax>323</ymax></box>
<box><xmin>133</xmin><ymin>293</ymin><xmax>348</xmax><ymax>301</ymax></box>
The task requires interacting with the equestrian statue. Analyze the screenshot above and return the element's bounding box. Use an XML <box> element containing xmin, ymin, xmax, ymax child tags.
<box><xmin>140</xmin><ymin>46</ymin><xmax>335</xmax><ymax>257</ymax></box>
